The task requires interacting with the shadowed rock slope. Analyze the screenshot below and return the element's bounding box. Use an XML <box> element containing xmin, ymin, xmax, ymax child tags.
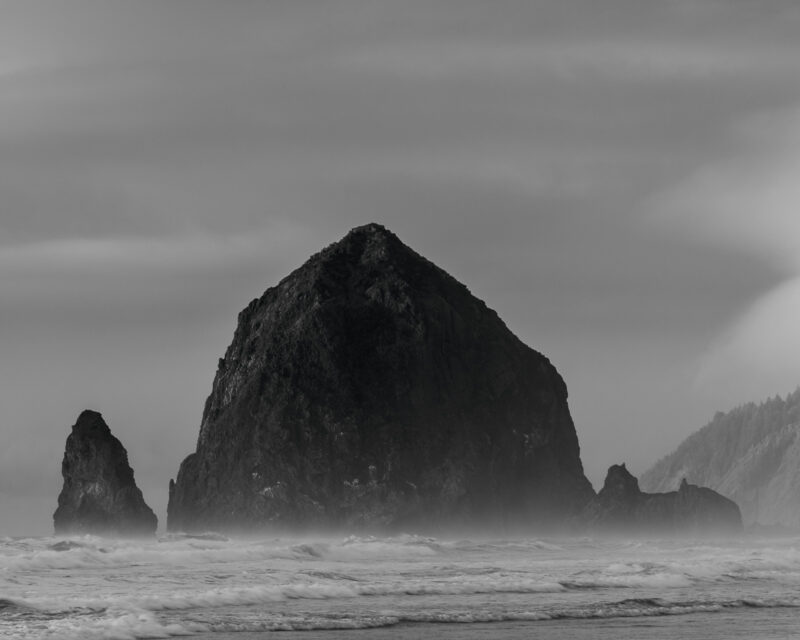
<box><xmin>54</xmin><ymin>410</ymin><xmax>157</xmax><ymax>536</ymax></box>
<box><xmin>168</xmin><ymin>223</ymin><xmax>593</xmax><ymax>532</ymax></box>
<box><xmin>642</xmin><ymin>389</ymin><xmax>800</xmax><ymax>527</ymax></box>
<box><xmin>581</xmin><ymin>464</ymin><xmax>742</xmax><ymax>534</ymax></box>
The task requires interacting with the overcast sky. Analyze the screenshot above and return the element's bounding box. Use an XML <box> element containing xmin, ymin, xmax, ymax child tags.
<box><xmin>2</xmin><ymin>1</ymin><xmax>800</xmax><ymax>536</ymax></box>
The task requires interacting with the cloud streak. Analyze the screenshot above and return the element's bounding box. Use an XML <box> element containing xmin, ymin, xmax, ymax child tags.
<box><xmin>653</xmin><ymin>108</ymin><xmax>800</xmax><ymax>271</ymax></box>
<box><xmin>0</xmin><ymin>234</ymin><xmax>267</xmax><ymax>273</ymax></box>
<box><xmin>653</xmin><ymin>106</ymin><xmax>800</xmax><ymax>402</ymax></box>
<box><xmin>695</xmin><ymin>277</ymin><xmax>800</xmax><ymax>401</ymax></box>
<box><xmin>336</xmin><ymin>38</ymin><xmax>798</xmax><ymax>82</ymax></box>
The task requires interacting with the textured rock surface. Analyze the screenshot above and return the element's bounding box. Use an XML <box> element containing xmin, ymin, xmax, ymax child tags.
<box><xmin>641</xmin><ymin>389</ymin><xmax>800</xmax><ymax>527</ymax></box>
<box><xmin>168</xmin><ymin>223</ymin><xmax>593</xmax><ymax>532</ymax></box>
<box><xmin>54</xmin><ymin>410</ymin><xmax>157</xmax><ymax>536</ymax></box>
<box><xmin>581</xmin><ymin>464</ymin><xmax>742</xmax><ymax>534</ymax></box>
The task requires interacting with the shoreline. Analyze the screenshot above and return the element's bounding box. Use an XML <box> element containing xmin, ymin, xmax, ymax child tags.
<box><xmin>193</xmin><ymin>608</ymin><xmax>800</xmax><ymax>640</ymax></box>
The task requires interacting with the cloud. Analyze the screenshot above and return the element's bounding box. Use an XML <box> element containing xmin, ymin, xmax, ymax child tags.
<box><xmin>652</xmin><ymin>108</ymin><xmax>800</xmax><ymax>273</ymax></box>
<box><xmin>0</xmin><ymin>234</ymin><xmax>263</xmax><ymax>273</ymax></box>
<box><xmin>335</xmin><ymin>39</ymin><xmax>796</xmax><ymax>82</ymax></box>
<box><xmin>652</xmin><ymin>106</ymin><xmax>800</xmax><ymax>399</ymax></box>
<box><xmin>695</xmin><ymin>276</ymin><xmax>800</xmax><ymax>399</ymax></box>
<box><xmin>0</xmin><ymin>224</ymin><xmax>321</xmax><ymax>334</ymax></box>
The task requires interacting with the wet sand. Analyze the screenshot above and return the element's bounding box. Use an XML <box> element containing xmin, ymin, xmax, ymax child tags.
<box><xmin>197</xmin><ymin>607</ymin><xmax>800</xmax><ymax>640</ymax></box>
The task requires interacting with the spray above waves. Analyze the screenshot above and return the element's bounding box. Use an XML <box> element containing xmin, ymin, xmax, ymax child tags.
<box><xmin>0</xmin><ymin>533</ymin><xmax>448</xmax><ymax>573</ymax></box>
<box><xmin>4</xmin><ymin>533</ymin><xmax>800</xmax><ymax>581</ymax></box>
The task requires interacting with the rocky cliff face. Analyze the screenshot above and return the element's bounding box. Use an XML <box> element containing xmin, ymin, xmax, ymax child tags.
<box><xmin>54</xmin><ymin>410</ymin><xmax>157</xmax><ymax>536</ymax></box>
<box><xmin>641</xmin><ymin>389</ymin><xmax>800</xmax><ymax>527</ymax></box>
<box><xmin>168</xmin><ymin>223</ymin><xmax>594</xmax><ymax>532</ymax></box>
<box><xmin>581</xmin><ymin>464</ymin><xmax>742</xmax><ymax>534</ymax></box>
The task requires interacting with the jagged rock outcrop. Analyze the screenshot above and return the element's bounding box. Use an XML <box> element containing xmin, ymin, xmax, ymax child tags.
<box><xmin>581</xmin><ymin>464</ymin><xmax>742</xmax><ymax>534</ymax></box>
<box><xmin>642</xmin><ymin>389</ymin><xmax>800</xmax><ymax>527</ymax></box>
<box><xmin>168</xmin><ymin>223</ymin><xmax>594</xmax><ymax>532</ymax></box>
<box><xmin>54</xmin><ymin>410</ymin><xmax>157</xmax><ymax>536</ymax></box>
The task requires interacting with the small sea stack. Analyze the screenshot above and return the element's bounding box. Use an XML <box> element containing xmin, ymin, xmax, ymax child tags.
<box><xmin>581</xmin><ymin>463</ymin><xmax>742</xmax><ymax>534</ymax></box>
<box><xmin>641</xmin><ymin>389</ymin><xmax>800</xmax><ymax>528</ymax></box>
<box><xmin>54</xmin><ymin>410</ymin><xmax>157</xmax><ymax>536</ymax></box>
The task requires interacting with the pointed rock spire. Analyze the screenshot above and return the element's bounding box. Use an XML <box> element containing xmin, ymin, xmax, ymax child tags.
<box><xmin>54</xmin><ymin>410</ymin><xmax>157</xmax><ymax>536</ymax></box>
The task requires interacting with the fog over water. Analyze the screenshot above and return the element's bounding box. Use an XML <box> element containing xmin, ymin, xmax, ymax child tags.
<box><xmin>2</xmin><ymin>2</ymin><xmax>800</xmax><ymax>540</ymax></box>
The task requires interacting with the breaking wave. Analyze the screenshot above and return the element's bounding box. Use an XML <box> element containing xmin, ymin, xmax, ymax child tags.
<box><xmin>0</xmin><ymin>533</ymin><xmax>444</xmax><ymax>574</ymax></box>
<box><xmin>8</xmin><ymin>595</ymin><xmax>800</xmax><ymax>640</ymax></box>
<box><xmin>5</xmin><ymin>534</ymin><xmax>800</xmax><ymax>639</ymax></box>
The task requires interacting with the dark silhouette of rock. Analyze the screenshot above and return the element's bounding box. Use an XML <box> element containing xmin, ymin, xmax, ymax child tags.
<box><xmin>168</xmin><ymin>223</ymin><xmax>593</xmax><ymax>532</ymax></box>
<box><xmin>54</xmin><ymin>410</ymin><xmax>157</xmax><ymax>536</ymax></box>
<box><xmin>581</xmin><ymin>464</ymin><xmax>742</xmax><ymax>534</ymax></box>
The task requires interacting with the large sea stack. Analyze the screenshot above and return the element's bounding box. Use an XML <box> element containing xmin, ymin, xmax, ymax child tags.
<box><xmin>581</xmin><ymin>464</ymin><xmax>742</xmax><ymax>534</ymax></box>
<box><xmin>54</xmin><ymin>410</ymin><xmax>157</xmax><ymax>536</ymax></box>
<box><xmin>168</xmin><ymin>223</ymin><xmax>593</xmax><ymax>532</ymax></box>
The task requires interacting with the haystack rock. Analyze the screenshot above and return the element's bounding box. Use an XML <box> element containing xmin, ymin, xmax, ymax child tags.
<box><xmin>168</xmin><ymin>223</ymin><xmax>594</xmax><ymax>532</ymax></box>
<box><xmin>54</xmin><ymin>410</ymin><xmax>157</xmax><ymax>536</ymax></box>
<box><xmin>581</xmin><ymin>464</ymin><xmax>742</xmax><ymax>534</ymax></box>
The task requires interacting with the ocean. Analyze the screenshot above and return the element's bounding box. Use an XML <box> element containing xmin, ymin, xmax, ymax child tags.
<box><xmin>2</xmin><ymin>532</ymin><xmax>800</xmax><ymax>639</ymax></box>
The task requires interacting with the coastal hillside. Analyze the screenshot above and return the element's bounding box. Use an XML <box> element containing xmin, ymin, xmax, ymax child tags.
<box><xmin>641</xmin><ymin>389</ymin><xmax>800</xmax><ymax>527</ymax></box>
